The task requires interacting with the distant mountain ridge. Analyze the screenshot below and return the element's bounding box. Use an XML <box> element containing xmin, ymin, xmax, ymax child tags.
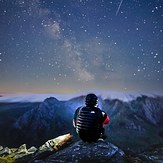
<box><xmin>1</xmin><ymin>91</ymin><xmax>162</xmax><ymax>102</ymax></box>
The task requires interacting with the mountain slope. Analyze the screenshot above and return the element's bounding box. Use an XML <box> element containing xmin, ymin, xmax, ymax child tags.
<box><xmin>101</xmin><ymin>96</ymin><xmax>163</xmax><ymax>150</ymax></box>
<box><xmin>0</xmin><ymin>102</ymin><xmax>40</xmax><ymax>147</ymax></box>
<box><xmin>14</xmin><ymin>97</ymin><xmax>74</xmax><ymax>146</ymax></box>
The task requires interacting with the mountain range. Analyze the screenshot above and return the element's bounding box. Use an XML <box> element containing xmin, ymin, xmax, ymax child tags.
<box><xmin>0</xmin><ymin>94</ymin><xmax>163</xmax><ymax>153</ymax></box>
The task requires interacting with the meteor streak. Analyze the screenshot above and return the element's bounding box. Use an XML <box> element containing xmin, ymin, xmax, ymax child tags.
<box><xmin>116</xmin><ymin>0</ymin><xmax>124</xmax><ymax>16</ymax></box>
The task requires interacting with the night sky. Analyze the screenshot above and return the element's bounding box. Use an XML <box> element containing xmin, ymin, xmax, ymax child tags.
<box><xmin>0</xmin><ymin>0</ymin><xmax>163</xmax><ymax>94</ymax></box>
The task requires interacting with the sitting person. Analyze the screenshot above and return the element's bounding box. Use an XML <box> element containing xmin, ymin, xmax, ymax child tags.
<box><xmin>73</xmin><ymin>93</ymin><xmax>110</xmax><ymax>142</ymax></box>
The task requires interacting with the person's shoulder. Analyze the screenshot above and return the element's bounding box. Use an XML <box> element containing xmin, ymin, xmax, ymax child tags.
<box><xmin>75</xmin><ymin>106</ymin><xmax>83</xmax><ymax>112</ymax></box>
<box><xmin>101</xmin><ymin>110</ymin><xmax>107</xmax><ymax>114</ymax></box>
<box><xmin>95</xmin><ymin>107</ymin><xmax>103</xmax><ymax>112</ymax></box>
<box><xmin>95</xmin><ymin>107</ymin><xmax>103</xmax><ymax>113</ymax></box>
<box><xmin>96</xmin><ymin>108</ymin><xmax>107</xmax><ymax>116</ymax></box>
<box><xmin>74</xmin><ymin>106</ymin><xmax>82</xmax><ymax>118</ymax></box>
<box><xmin>76</xmin><ymin>106</ymin><xmax>81</xmax><ymax>110</ymax></box>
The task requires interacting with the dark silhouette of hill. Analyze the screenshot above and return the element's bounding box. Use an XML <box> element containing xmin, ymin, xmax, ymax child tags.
<box><xmin>0</xmin><ymin>102</ymin><xmax>40</xmax><ymax>147</ymax></box>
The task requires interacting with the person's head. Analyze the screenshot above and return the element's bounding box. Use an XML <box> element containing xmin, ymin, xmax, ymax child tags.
<box><xmin>85</xmin><ymin>93</ymin><xmax>98</xmax><ymax>106</ymax></box>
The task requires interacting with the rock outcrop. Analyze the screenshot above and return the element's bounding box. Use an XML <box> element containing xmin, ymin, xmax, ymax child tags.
<box><xmin>33</xmin><ymin>140</ymin><xmax>125</xmax><ymax>163</ymax></box>
<box><xmin>1</xmin><ymin>134</ymin><xmax>163</xmax><ymax>163</ymax></box>
<box><xmin>140</xmin><ymin>144</ymin><xmax>163</xmax><ymax>162</ymax></box>
<box><xmin>0</xmin><ymin>134</ymin><xmax>72</xmax><ymax>163</ymax></box>
<box><xmin>33</xmin><ymin>141</ymin><xmax>163</xmax><ymax>163</ymax></box>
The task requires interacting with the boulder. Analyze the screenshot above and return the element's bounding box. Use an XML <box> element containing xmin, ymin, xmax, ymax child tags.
<box><xmin>0</xmin><ymin>146</ymin><xmax>3</xmax><ymax>151</ymax></box>
<box><xmin>35</xmin><ymin>140</ymin><xmax>125</xmax><ymax>163</ymax></box>
<box><xmin>140</xmin><ymin>144</ymin><xmax>163</xmax><ymax>162</ymax></box>
<box><xmin>31</xmin><ymin>133</ymin><xmax>72</xmax><ymax>161</ymax></box>
<box><xmin>0</xmin><ymin>147</ymin><xmax>11</xmax><ymax>156</ymax></box>
<box><xmin>28</xmin><ymin>147</ymin><xmax>38</xmax><ymax>153</ymax></box>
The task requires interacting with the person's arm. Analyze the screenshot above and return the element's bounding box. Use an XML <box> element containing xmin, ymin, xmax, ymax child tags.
<box><xmin>102</xmin><ymin>111</ymin><xmax>110</xmax><ymax>125</ymax></box>
<box><xmin>103</xmin><ymin>116</ymin><xmax>110</xmax><ymax>124</ymax></box>
<box><xmin>73</xmin><ymin>107</ymin><xmax>80</xmax><ymax>127</ymax></box>
<box><xmin>73</xmin><ymin>119</ymin><xmax>76</xmax><ymax>127</ymax></box>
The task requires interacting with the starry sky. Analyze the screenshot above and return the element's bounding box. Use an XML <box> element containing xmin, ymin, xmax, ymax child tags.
<box><xmin>0</xmin><ymin>0</ymin><xmax>163</xmax><ymax>94</ymax></box>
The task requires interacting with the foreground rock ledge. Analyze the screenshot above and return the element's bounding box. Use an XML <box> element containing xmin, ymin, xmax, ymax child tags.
<box><xmin>0</xmin><ymin>133</ymin><xmax>72</xmax><ymax>163</ymax></box>
<box><xmin>34</xmin><ymin>140</ymin><xmax>125</xmax><ymax>163</ymax></box>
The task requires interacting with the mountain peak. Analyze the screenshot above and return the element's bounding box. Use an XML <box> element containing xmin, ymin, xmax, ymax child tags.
<box><xmin>43</xmin><ymin>97</ymin><xmax>59</xmax><ymax>103</ymax></box>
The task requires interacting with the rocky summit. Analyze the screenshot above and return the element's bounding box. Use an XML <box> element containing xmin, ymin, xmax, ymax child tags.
<box><xmin>37</xmin><ymin>140</ymin><xmax>125</xmax><ymax>163</ymax></box>
<box><xmin>0</xmin><ymin>134</ymin><xmax>163</xmax><ymax>163</ymax></box>
<box><xmin>31</xmin><ymin>140</ymin><xmax>163</xmax><ymax>163</ymax></box>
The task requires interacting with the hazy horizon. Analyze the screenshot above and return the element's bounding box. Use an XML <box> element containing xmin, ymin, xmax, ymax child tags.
<box><xmin>0</xmin><ymin>90</ymin><xmax>163</xmax><ymax>103</ymax></box>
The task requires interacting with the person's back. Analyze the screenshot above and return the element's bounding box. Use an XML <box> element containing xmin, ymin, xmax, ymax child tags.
<box><xmin>73</xmin><ymin>93</ymin><xmax>110</xmax><ymax>142</ymax></box>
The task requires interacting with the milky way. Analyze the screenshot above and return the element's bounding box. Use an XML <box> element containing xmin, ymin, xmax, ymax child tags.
<box><xmin>0</xmin><ymin>0</ymin><xmax>163</xmax><ymax>94</ymax></box>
